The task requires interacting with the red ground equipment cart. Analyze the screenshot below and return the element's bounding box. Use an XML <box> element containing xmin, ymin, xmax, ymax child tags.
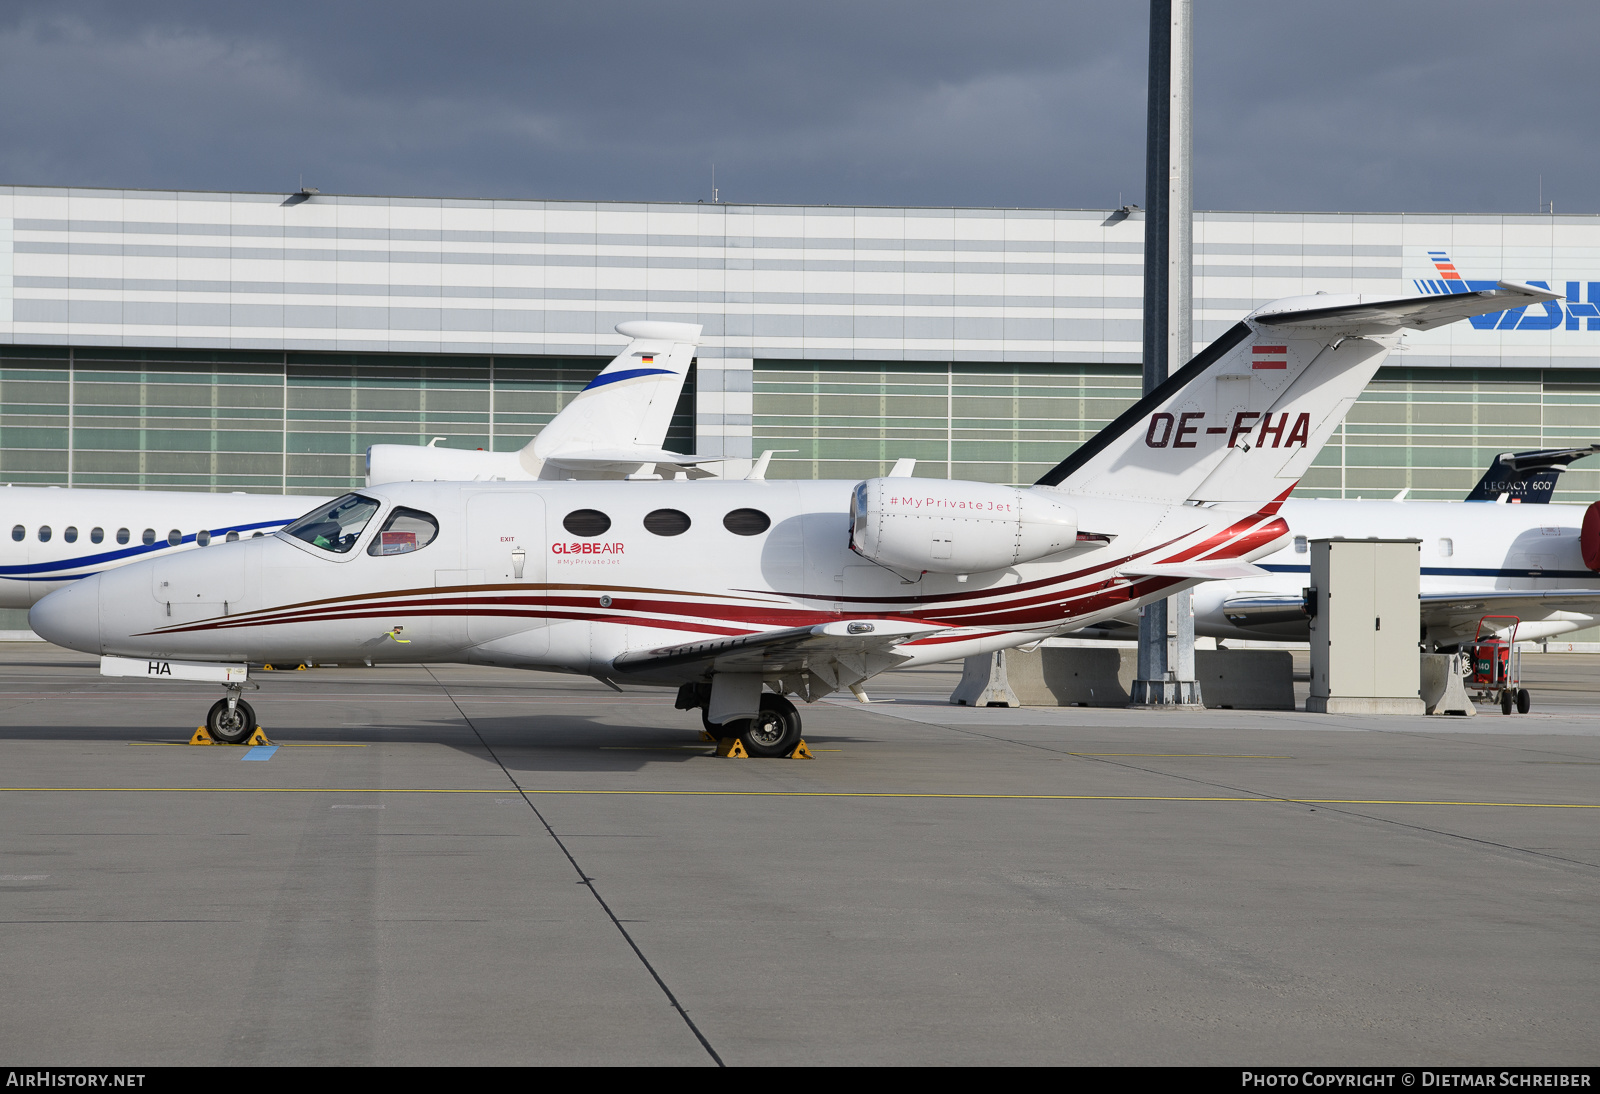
<box><xmin>1467</xmin><ymin>615</ymin><xmax>1530</xmax><ymax>715</ymax></box>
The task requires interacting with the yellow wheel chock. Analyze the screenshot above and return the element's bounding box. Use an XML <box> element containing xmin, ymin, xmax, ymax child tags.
<box><xmin>187</xmin><ymin>726</ymin><xmax>271</xmax><ymax>746</ymax></box>
<box><xmin>262</xmin><ymin>664</ymin><xmax>274</xmax><ymax>671</ymax></box>
<box><xmin>699</xmin><ymin>730</ymin><xmax>718</xmax><ymax>743</ymax></box>
<box><xmin>712</xmin><ymin>737</ymin><xmax>813</xmax><ymax>759</ymax></box>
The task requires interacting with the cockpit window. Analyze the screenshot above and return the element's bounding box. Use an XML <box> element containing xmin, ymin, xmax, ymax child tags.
<box><xmin>282</xmin><ymin>494</ymin><xmax>382</xmax><ymax>555</ymax></box>
<box><xmin>368</xmin><ymin>507</ymin><xmax>439</xmax><ymax>556</ymax></box>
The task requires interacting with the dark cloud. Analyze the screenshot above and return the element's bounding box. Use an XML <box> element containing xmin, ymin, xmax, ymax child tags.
<box><xmin>1</xmin><ymin>1</ymin><xmax>1594</xmax><ymax>213</ymax></box>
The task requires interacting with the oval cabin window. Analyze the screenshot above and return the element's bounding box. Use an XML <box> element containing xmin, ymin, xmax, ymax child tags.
<box><xmin>64</xmin><ymin>526</ymin><xmax>78</xmax><ymax>544</ymax></box>
<box><xmin>563</xmin><ymin>509</ymin><xmax>612</xmax><ymax>538</ymax></box>
<box><xmin>167</xmin><ymin>530</ymin><xmax>183</xmax><ymax>547</ymax></box>
<box><xmin>38</xmin><ymin>526</ymin><xmax>51</xmax><ymax>543</ymax></box>
<box><xmin>196</xmin><ymin>530</ymin><xmax>211</xmax><ymax>547</ymax></box>
<box><xmin>117</xmin><ymin>528</ymin><xmax>130</xmax><ymax>545</ymax></box>
<box><xmin>723</xmin><ymin>508</ymin><xmax>771</xmax><ymax>536</ymax></box>
<box><xmin>142</xmin><ymin>529</ymin><xmax>156</xmax><ymax>545</ymax></box>
<box><xmin>643</xmin><ymin>509</ymin><xmax>692</xmax><ymax>536</ymax></box>
<box><xmin>10</xmin><ymin>525</ymin><xmax>23</xmax><ymax>542</ymax></box>
<box><xmin>1294</xmin><ymin>536</ymin><xmax>1307</xmax><ymax>554</ymax></box>
<box><xmin>90</xmin><ymin>527</ymin><xmax>104</xmax><ymax>544</ymax></box>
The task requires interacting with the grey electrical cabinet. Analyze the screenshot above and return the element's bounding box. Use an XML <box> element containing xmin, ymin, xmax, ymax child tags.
<box><xmin>1306</xmin><ymin>538</ymin><xmax>1424</xmax><ymax>714</ymax></box>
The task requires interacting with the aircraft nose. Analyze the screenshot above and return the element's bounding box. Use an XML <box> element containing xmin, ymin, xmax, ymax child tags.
<box><xmin>30</xmin><ymin>575</ymin><xmax>102</xmax><ymax>654</ymax></box>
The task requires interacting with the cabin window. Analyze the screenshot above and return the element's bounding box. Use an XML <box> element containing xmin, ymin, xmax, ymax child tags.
<box><xmin>64</xmin><ymin>526</ymin><xmax>78</xmax><ymax>544</ymax></box>
<box><xmin>563</xmin><ymin>509</ymin><xmax>612</xmax><ymax>538</ymax></box>
<box><xmin>283</xmin><ymin>493</ymin><xmax>382</xmax><ymax>555</ymax></box>
<box><xmin>90</xmin><ymin>527</ymin><xmax>104</xmax><ymax>543</ymax></box>
<box><xmin>38</xmin><ymin>526</ymin><xmax>51</xmax><ymax>543</ymax></box>
<box><xmin>368</xmin><ymin>507</ymin><xmax>440</xmax><ymax>556</ymax></box>
<box><xmin>117</xmin><ymin>528</ymin><xmax>130</xmax><ymax>545</ymax></box>
<box><xmin>723</xmin><ymin>508</ymin><xmax>771</xmax><ymax>536</ymax></box>
<box><xmin>196</xmin><ymin>530</ymin><xmax>211</xmax><ymax>547</ymax></box>
<box><xmin>1293</xmin><ymin>536</ymin><xmax>1307</xmax><ymax>554</ymax></box>
<box><xmin>142</xmin><ymin>529</ymin><xmax>156</xmax><ymax>545</ymax></box>
<box><xmin>225</xmin><ymin>531</ymin><xmax>240</xmax><ymax>542</ymax></box>
<box><xmin>643</xmin><ymin>508</ymin><xmax>692</xmax><ymax>536</ymax></box>
<box><xmin>10</xmin><ymin>525</ymin><xmax>22</xmax><ymax>542</ymax></box>
<box><xmin>1438</xmin><ymin>537</ymin><xmax>1453</xmax><ymax>557</ymax></box>
<box><xmin>251</xmin><ymin>531</ymin><xmax>264</xmax><ymax>538</ymax></box>
<box><xmin>167</xmin><ymin>530</ymin><xmax>182</xmax><ymax>547</ymax></box>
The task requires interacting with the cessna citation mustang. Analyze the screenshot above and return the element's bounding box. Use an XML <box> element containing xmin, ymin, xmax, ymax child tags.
<box><xmin>30</xmin><ymin>283</ymin><xmax>1558</xmax><ymax>752</ymax></box>
<box><xmin>0</xmin><ymin>321</ymin><xmax>705</xmax><ymax>610</ymax></box>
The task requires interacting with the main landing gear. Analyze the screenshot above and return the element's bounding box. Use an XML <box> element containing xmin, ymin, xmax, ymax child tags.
<box><xmin>678</xmin><ymin>686</ymin><xmax>805</xmax><ymax>758</ymax></box>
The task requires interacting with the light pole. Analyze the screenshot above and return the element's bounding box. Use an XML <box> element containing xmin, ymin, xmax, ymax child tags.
<box><xmin>1130</xmin><ymin>0</ymin><xmax>1202</xmax><ymax>708</ymax></box>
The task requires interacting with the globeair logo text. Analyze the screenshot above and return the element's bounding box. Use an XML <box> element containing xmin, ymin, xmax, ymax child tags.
<box><xmin>1415</xmin><ymin>251</ymin><xmax>1600</xmax><ymax>331</ymax></box>
<box><xmin>552</xmin><ymin>542</ymin><xmax>625</xmax><ymax>555</ymax></box>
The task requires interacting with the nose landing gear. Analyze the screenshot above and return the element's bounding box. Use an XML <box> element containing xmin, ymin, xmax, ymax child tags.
<box><xmin>206</xmin><ymin>683</ymin><xmax>261</xmax><ymax>744</ymax></box>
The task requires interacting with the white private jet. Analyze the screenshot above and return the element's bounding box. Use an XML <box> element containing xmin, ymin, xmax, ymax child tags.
<box><xmin>1078</xmin><ymin>446</ymin><xmax>1600</xmax><ymax>647</ymax></box>
<box><xmin>30</xmin><ymin>283</ymin><xmax>1558</xmax><ymax>751</ymax></box>
<box><xmin>0</xmin><ymin>321</ymin><xmax>705</xmax><ymax>610</ymax></box>
<box><xmin>364</xmin><ymin>320</ymin><xmax>710</xmax><ymax>484</ymax></box>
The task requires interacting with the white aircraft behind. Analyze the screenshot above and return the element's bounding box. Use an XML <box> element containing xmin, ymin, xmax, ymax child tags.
<box><xmin>30</xmin><ymin>282</ymin><xmax>1559</xmax><ymax>751</ymax></box>
<box><xmin>0</xmin><ymin>321</ymin><xmax>706</xmax><ymax>610</ymax></box>
<box><xmin>364</xmin><ymin>320</ymin><xmax>712</xmax><ymax>484</ymax></box>
<box><xmin>1184</xmin><ymin>496</ymin><xmax>1600</xmax><ymax>647</ymax></box>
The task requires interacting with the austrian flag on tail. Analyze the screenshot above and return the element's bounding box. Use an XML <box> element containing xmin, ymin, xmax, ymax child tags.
<box><xmin>1252</xmin><ymin>345</ymin><xmax>1287</xmax><ymax>369</ymax></box>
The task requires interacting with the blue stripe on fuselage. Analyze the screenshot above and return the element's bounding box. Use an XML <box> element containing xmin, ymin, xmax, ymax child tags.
<box><xmin>0</xmin><ymin>518</ymin><xmax>294</xmax><ymax>578</ymax></box>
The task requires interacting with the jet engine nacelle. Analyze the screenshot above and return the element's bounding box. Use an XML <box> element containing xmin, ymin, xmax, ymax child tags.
<box><xmin>849</xmin><ymin>478</ymin><xmax>1077</xmax><ymax>574</ymax></box>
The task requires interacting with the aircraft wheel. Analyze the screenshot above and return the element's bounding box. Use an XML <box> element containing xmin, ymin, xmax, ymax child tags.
<box><xmin>1516</xmin><ymin>688</ymin><xmax>1531</xmax><ymax>714</ymax></box>
<box><xmin>208</xmin><ymin>698</ymin><xmax>256</xmax><ymax>744</ymax></box>
<box><xmin>737</xmin><ymin>694</ymin><xmax>801</xmax><ymax>757</ymax></box>
<box><xmin>1500</xmin><ymin>690</ymin><xmax>1514</xmax><ymax>716</ymax></box>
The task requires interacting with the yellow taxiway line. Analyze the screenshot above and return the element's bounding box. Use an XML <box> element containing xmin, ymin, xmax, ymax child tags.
<box><xmin>0</xmin><ymin>786</ymin><xmax>1595</xmax><ymax>809</ymax></box>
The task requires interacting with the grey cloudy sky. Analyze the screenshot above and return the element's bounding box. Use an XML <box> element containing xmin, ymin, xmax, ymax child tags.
<box><xmin>2</xmin><ymin>1</ymin><xmax>1595</xmax><ymax>213</ymax></box>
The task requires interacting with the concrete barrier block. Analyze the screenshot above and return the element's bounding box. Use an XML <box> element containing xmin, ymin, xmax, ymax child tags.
<box><xmin>984</xmin><ymin>647</ymin><xmax>1294</xmax><ymax>710</ymax></box>
<box><xmin>1420</xmin><ymin>653</ymin><xmax>1476</xmax><ymax>717</ymax></box>
<box><xmin>1193</xmin><ymin>650</ymin><xmax>1296</xmax><ymax>710</ymax></box>
<box><xmin>949</xmin><ymin>650</ymin><xmax>1019</xmax><ymax>707</ymax></box>
<box><xmin>1005</xmin><ymin>647</ymin><xmax>1134</xmax><ymax>707</ymax></box>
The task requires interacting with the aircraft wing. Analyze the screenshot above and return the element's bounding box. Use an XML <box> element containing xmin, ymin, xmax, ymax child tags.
<box><xmin>1254</xmin><ymin>281</ymin><xmax>1562</xmax><ymax>333</ymax></box>
<box><xmin>1421</xmin><ymin>588</ymin><xmax>1600</xmax><ymax>624</ymax></box>
<box><xmin>611</xmin><ymin>618</ymin><xmax>954</xmax><ymax>698</ymax></box>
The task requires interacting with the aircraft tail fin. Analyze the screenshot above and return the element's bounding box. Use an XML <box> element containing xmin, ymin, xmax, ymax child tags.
<box><xmin>1035</xmin><ymin>282</ymin><xmax>1562</xmax><ymax>507</ymax></box>
<box><xmin>1463</xmin><ymin>444</ymin><xmax>1600</xmax><ymax>503</ymax></box>
<box><xmin>526</xmin><ymin>320</ymin><xmax>702</xmax><ymax>470</ymax></box>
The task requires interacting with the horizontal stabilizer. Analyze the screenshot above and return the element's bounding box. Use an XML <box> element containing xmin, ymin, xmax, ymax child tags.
<box><xmin>1120</xmin><ymin>561</ymin><xmax>1269</xmax><ymax>581</ymax></box>
<box><xmin>1254</xmin><ymin>281</ymin><xmax>1562</xmax><ymax>333</ymax></box>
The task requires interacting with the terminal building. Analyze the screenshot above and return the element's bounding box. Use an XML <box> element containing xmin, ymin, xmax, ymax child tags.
<box><xmin>1</xmin><ymin>184</ymin><xmax>1597</xmax><ymax>503</ymax></box>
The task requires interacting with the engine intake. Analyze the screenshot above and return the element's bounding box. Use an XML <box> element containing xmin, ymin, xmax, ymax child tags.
<box><xmin>849</xmin><ymin>478</ymin><xmax>1077</xmax><ymax>575</ymax></box>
